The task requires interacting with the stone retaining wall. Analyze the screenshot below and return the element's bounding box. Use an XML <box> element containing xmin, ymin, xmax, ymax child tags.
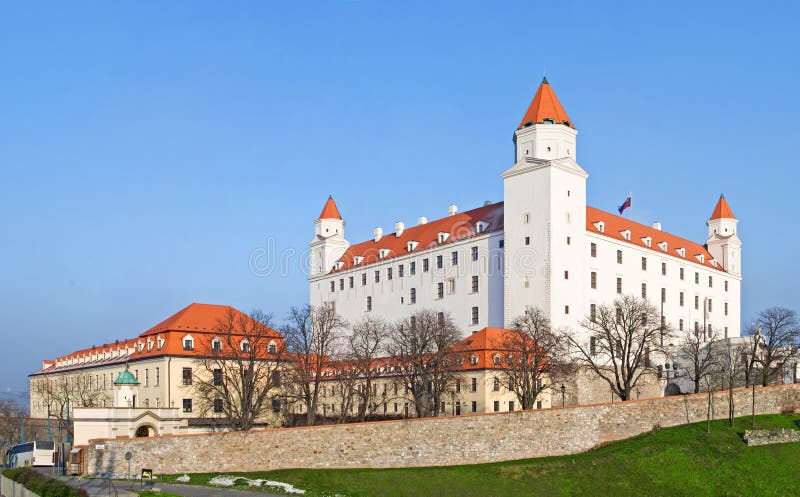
<box><xmin>86</xmin><ymin>383</ymin><xmax>800</xmax><ymax>475</ymax></box>
<box><xmin>1</xmin><ymin>475</ymin><xmax>40</xmax><ymax>497</ymax></box>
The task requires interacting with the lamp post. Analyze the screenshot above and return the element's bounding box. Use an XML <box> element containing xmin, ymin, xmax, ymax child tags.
<box><xmin>560</xmin><ymin>384</ymin><xmax>566</xmax><ymax>407</ymax></box>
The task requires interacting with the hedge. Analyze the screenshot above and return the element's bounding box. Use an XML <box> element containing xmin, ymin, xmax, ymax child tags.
<box><xmin>2</xmin><ymin>468</ymin><xmax>89</xmax><ymax>497</ymax></box>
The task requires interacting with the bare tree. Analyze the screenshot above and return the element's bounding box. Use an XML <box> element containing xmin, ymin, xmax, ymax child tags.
<box><xmin>348</xmin><ymin>316</ymin><xmax>389</xmax><ymax>421</ymax></box>
<box><xmin>193</xmin><ymin>308</ymin><xmax>284</xmax><ymax>431</ymax></box>
<box><xmin>678</xmin><ymin>328</ymin><xmax>719</xmax><ymax>394</ymax></box>
<box><xmin>498</xmin><ymin>307</ymin><xmax>569</xmax><ymax>410</ymax></box>
<box><xmin>750</xmin><ymin>308</ymin><xmax>800</xmax><ymax>386</ymax></box>
<box><xmin>709</xmin><ymin>339</ymin><xmax>746</xmax><ymax>426</ymax></box>
<box><xmin>565</xmin><ymin>295</ymin><xmax>670</xmax><ymax>401</ymax></box>
<box><xmin>388</xmin><ymin>310</ymin><xmax>461</xmax><ymax>418</ymax></box>
<box><xmin>741</xmin><ymin>333</ymin><xmax>761</xmax><ymax>387</ymax></box>
<box><xmin>31</xmin><ymin>373</ymin><xmax>107</xmax><ymax>443</ymax></box>
<box><xmin>282</xmin><ymin>305</ymin><xmax>346</xmax><ymax>426</ymax></box>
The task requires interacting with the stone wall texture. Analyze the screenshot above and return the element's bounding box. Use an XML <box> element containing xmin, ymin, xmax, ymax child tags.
<box><xmin>743</xmin><ymin>428</ymin><xmax>800</xmax><ymax>446</ymax></box>
<box><xmin>86</xmin><ymin>383</ymin><xmax>800</xmax><ymax>475</ymax></box>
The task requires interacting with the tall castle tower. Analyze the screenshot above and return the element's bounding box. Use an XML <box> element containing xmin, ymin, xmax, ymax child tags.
<box><xmin>502</xmin><ymin>78</ymin><xmax>588</xmax><ymax>330</ymax></box>
<box><xmin>309</xmin><ymin>196</ymin><xmax>350</xmax><ymax>277</ymax></box>
<box><xmin>706</xmin><ymin>195</ymin><xmax>741</xmax><ymax>276</ymax></box>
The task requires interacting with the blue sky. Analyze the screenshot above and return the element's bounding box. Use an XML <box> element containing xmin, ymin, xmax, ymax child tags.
<box><xmin>1</xmin><ymin>1</ymin><xmax>798</xmax><ymax>394</ymax></box>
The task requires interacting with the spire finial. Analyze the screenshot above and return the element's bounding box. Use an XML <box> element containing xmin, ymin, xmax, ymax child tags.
<box><xmin>542</xmin><ymin>75</ymin><xmax>548</xmax><ymax>84</ymax></box>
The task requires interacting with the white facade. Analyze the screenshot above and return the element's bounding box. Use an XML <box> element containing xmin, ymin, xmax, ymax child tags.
<box><xmin>309</xmin><ymin>80</ymin><xmax>742</xmax><ymax>341</ymax></box>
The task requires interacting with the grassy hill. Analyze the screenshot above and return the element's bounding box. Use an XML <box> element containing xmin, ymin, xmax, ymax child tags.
<box><xmin>163</xmin><ymin>414</ymin><xmax>800</xmax><ymax>497</ymax></box>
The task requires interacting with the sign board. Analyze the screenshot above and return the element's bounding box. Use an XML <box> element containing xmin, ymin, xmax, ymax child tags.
<box><xmin>95</xmin><ymin>444</ymin><xmax>105</xmax><ymax>451</ymax></box>
<box><xmin>141</xmin><ymin>469</ymin><xmax>153</xmax><ymax>480</ymax></box>
<box><xmin>125</xmin><ymin>451</ymin><xmax>132</xmax><ymax>461</ymax></box>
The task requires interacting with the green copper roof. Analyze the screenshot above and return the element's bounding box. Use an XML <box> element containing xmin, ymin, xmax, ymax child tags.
<box><xmin>113</xmin><ymin>370</ymin><xmax>140</xmax><ymax>385</ymax></box>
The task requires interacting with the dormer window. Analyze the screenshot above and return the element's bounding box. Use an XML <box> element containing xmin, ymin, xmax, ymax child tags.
<box><xmin>542</xmin><ymin>118</ymin><xmax>555</xmax><ymax>124</ymax></box>
<box><xmin>353</xmin><ymin>256</ymin><xmax>364</xmax><ymax>265</ymax></box>
<box><xmin>146</xmin><ymin>338</ymin><xmax>154</xmax><ymax>352</ymax></box>
<box><xmin>240</xmin><ymin>339</ymin><xmax>251</xmax><ymax>353</ymax></box>
<box><xmin>379</xmin><ymin>248</ymin><xmax>391</xmax><ymax>259</ymax></box>
<box><xmin>475</xmin><ymin>221</ymin><xmax>488</xmax><ymax>234</ymax></box>
<box><xmin>677</xmin><ymin>248</ymin><xmax>686</xmax><ymax>258</ymax></box>
<box><xmin>470</xmin><ymin>354</ymin><xmax>479</xmax><ymax>366</ymax></box>
<box><xmin>267</xmin><ymin>340</ymin><xmax>277</xmax><ymax>354</ymax></box>
<box><xmin>334</xmin><ymin>261</ymin><xmax>344</xmax><ymax>270</ymax></box>
<box><xmin>658</xmin><ymin>241</ymin><xmax>668</xmax><ymax>252</ymax></box>
<box><xmin>493</xmin><ymin>354</ymin><xmax>501</xmax><ymax>365</ymax></box>
<box><xmin>620</xmin><ymin>230</ymin><xmax>631</xmax><ymax>241</ymax></box>
<box><xmin>406</xmin><ymin>241</ymin><xmax>419</xmax><ymax>252</ymax></box>
<box><xmin>641</xmin><ymin>236</ymin><xmax>652</xmax><ymax>247</ymax></box>
<box><xmin>710</xmin><ymin>258</ymin><xmax>718</xmax><ymax>267</ymax></box>
<box><xmin>696</xmin><ymin>254</ymin><xmax>705</xmax><ymax>264</ymax></box>
<box><xmin>157</xmin><ymin>335</ymin><xmax>165</xmax><ymax>350</ymax></box>
<box><xmin>182</xmin><ymin>335</ymin><xmax>194</xmax><ymax>351</ymax></box>
<box><xmin>211</xmin><ymin>337</ymin><xmax>222</xmax><ymax>352</ymax></box>
<box><xmin>437</xmin><ymin>232</ymin><xmax>450</xmax><ymax>244</ymax></box>
<box><xmin>593</xmin><ymin>221</ymin><xmax>605</xmax><ymax>233</ymax></box>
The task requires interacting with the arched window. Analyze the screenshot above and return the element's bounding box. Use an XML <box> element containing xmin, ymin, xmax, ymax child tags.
<box><xmin>492</xmin><ymin>354</ymin><xmax>501</xmax><ymax>365</ymax></box>
<box><xmin>211</xmin><ymin>337</ymin><xmax>222</xmax><ymax>352</ymax></box>
<box><xmin>267</xmin><ymin>340</ymin><xmax>277</xmax><ymax>354</ymax></box>
<box><xmin>240</xmin><ymin>339</ymin><xmax>251</xmax><ymax>353</ymax></box>
<box><xmin>182</xmin><ymin>335</ymin><xmax>194</xmax><ymax>351</ymax></box>
<box><xmin>470</xmin><ymin>355</ymin><xmax>479</xmax><ymax>366</ymax></box>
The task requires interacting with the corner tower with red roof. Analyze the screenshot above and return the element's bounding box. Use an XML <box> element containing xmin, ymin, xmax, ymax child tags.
<box><xmin>503</xmin><ymin>78</ymin><xmax>588</xmax><ymax>329</ymax></box>
<box><xmin>707</xmin><ymin>195</ymin><xmax>741</xmax><ymax>276</ymax></box>
<box><xmin>310</xmin><ymin>196</ymin><xmax>350</xmax><ymax>277</ymax></box>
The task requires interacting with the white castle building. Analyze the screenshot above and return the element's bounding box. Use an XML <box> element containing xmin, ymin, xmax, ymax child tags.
<box><xmin>309</xmin><ymin>78</ymin><xmax>742</xmax><ymax>341</ymax></box>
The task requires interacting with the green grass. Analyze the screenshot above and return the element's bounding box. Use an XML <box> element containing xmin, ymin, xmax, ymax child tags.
<box><xmin>162</xmin><ymin>414</ymin><xmax>800</xmax><ymax>497</ymax></box>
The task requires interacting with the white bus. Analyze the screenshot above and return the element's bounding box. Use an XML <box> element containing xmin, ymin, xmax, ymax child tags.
<box><xmin>5</xmin><ymin>441</ymin><xmax>56</xmax><ymax>468</ymax></box>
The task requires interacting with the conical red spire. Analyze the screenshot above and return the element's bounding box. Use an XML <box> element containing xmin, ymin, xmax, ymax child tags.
<box><xmin>318</xmin><ymin>195</ymin><xmax>342</xmax><ymax>220</ymax></box>
<box><xmin>710</xmin><ymin>195</ymin><xmax>735</xmax><ymax>220</ymax></box>
<box><xmin>518</xmin><ymin>77</ymin><xmax>574</xmax><ymax>129</ymax></box>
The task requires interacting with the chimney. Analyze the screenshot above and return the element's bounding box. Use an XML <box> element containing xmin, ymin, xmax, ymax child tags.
<box><xmin>374</xmin><ymin>227</ymin><xmax>383</xmax><ymax>242</ymax></box>
<box><xmin>418</xmin><ymin>216</ymin><xmax>428</xmax><ymax>225</ymax></box>
<box><xmin>483</xmin><ymin>200</ymin><xmax>492</xmax><ymax>206</ymax></box>
<box><xmin>652</xmin><ymin>222</ymin><xmax>662</xmax><ymax>231</ymax></box>
<box><xmin>395</xmin><ymin>221</ymin><xmax>405</xmax><ymax>237</ymax></box>
<box><xmin>448</xmin><ymin>204</ymin><xmax>458</xmax><ymax>216</ymax></box>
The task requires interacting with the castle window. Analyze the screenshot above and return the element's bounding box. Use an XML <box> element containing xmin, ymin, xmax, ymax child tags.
<box><xmin>564</xmin><ymin>270</ymin><xmax>569</xmax><ymax>280</ymax></box>
<box><xmin>398</xmin><ymin>264</ymin><xmax>404</xmax><ymax>277</ymax></box>
<box><xmin>437</xmin><ymin>283</ymin><xmax>444</xmax><ymax>299</ymax></box>
<box><xmin>213</xmin><ymin>398</ymin><xmax>224</xmax><ymax>414</ymax></box>
<box><xmin>567</xmin><ymin>236</ymin><xmax>571</xmax><ymax>245</ymax></box>
<box><xmin>590</xmin><ymin>336</ymin><xmax>597</xmax><ymax>355</ymax></box>
<box><xmin>182</xmin><ymin>398</ymin><xmax>193</xmax><ymax>413</ymax></box>
<box><xmin>471</xmin><ymin>246</ymin><xmax>479</xmax><ymax>261</ymax></box>
<box><xmin>616</xmin><ymin>277</ymin><xmax>622</xmax><ymax>294</ymax></box>
<box><xmin>725</xmin><ymin>280</ymin><xmax>728</xmax><ymax>292</ymax></box>
<box><xmin>641</xmin><ymin>257</ymin><xmax>647</xmax><ymax>271</ymax></box>
<box><xmin>662</xmin><ymin>262</ymin><xmax>667</xmax><ymax>276</ymax></box>
<box><xmin>213</xmin><ymin>369</ymin><xmax>223</xmax><ymax>387</ymax></box>
<box><xmin>590</xmin><ymin>304</ymin><xmax>597</xmax><ymax>322</ymax></box>
<box><xmin>212</xmin><ymin>337</ymin><xmax>222</xmax><ymax>352</ymax></box>
<box><xmin>362</xmin><ymin>273</ymin><xmax>367</xmax><ymax>286</ymax></box>
<box><xmin>679</xmin><ymin>319</ymin><xmax>684</xmax><ymax>331</ymax></box>
<box><xmin>471</xmin><ymin>401</ymin><xmax>477</xmax><ymax>413</ymax></box>
<box><xmin>493</xmin><ymin>377</ymin><xmax>500</xmax><ymax>391</ymax></box>
<box><xmin>680</xmin><ymin>292</ymin><xmax>685</xmax><ymax>307</ymax></box>
<box><xmin>472</xmin><ymin>307</ymin><xmax>479</xmax><ymax>325</ymax></box>
<box><xmin>695</xmin><ymin>295</ymin><xmax>699</xmax><ymax>310</ymax></box>
<box><xmin>410</xmin><ymin>288</ymin><xmax>416</xmax><ymax>304</ymax></box>
<box><xmin>339</xmin><ymin>278</ymin><xmax>344</xmax><ymax>290</ymax></box>
<box><xmin>509</xmin><ymin>401</ymin><xmax>515</xmax><ymax>412</ymax></box>
<box><xmin>182</xmin><ymin>335</ymin><xmax>194</xmax><ymax>351</ymax></box>
<box><xmin>641</xmin><ymin>283</ymin><xmax>647</xmax><ymax>299</ymax></box>
<box><xmin>680</xmin><ymin>267</ymin><xmax>685</xmax><ymax>280</ymax></box>
<box><xmin>661</xmin><ymin>287</ymin><xmax>666</xmax><ymax>303</ymax></box>
<box><xmin>182</xmin><ymin>367</ymin><xmax>192</xmax><ymax>386</ymax></box>
<box><xmin>617</xmin><ymin>250</ymin><xmax>623</xmax><ymax>264</ymax></box>
<box><xmin>387</xmin><ymin>267</ymin><xmax>393</xmax><ymax>280</ymax></box>
<box><xmin>240</xmin><ymin>339</ymin><xmax>251</xmax><ymax>353</ymax></box>
<box><xmin>330</xmin><ymin>281</ymin><xmax>335</xmax><ymax>292</ymax></box>
<box><xmin>499</xmin><ymin>239</ymin><xmax>504</xmax><ymax>248</ymax></box>
<box><xmin>349</xmin><ymin>276</ymin><xmax>354</xmax><ymax>288</ymax></box>
<box><xmin>410</xmin><ymin>261</ymin><xmax>416</xmax><ymax>275</ymax></box>
<box><xmin>436</xmin><ymin>255</ymin><xmax>443</xmax><ymax>269</ymax></box>
<box><xmin>374</xmin><ymin>270</ymin><xmax>380</xmax><ymax>283</ymax></box>
<box><xmin>472</xmin><ymin>275</ymin><xmax>479</xmax><ymax>293</ymax></box>
<box><xmin>564</xmin><ymin>305</ymin><xmax>569</xmax><ymax>315</ymax></box>
<box><xmin>423</xmin><ymin>258</ymin><xmax>429</xmax><ymax>272</ymax></box>
<box><xmin>525</xmin><ymin>236</ymin><xmax>530</xmax><ymax>245</ymax></box>
<box><xmin>708</xmin><ymin>276</ymin><xmax>713</xmax><ymax>288</ymax></box>
<box><xmin>591</xmin><ymin>243</ymin><xmax>597</xmax><ymax>257</ymax></box>
<box><xmin>452</xmin><ymin>251</ymin><xmax>458</xmax><ymax>265</ymax></box>
<box><xmin>695</xmin><ymin>272</ymin><xmax>699</xmax><ymax>284</ymax></box>
<box><xmin>725</xmin><ymin>302</ymin><xmax>728</xmax><ymax>316</ymax></box>
<box><xmin>591</xmin><ymin>272</ymin><xmax>597</xmax><ymax>289</ymax></box>
<box><xmin>366</xmin><ymin>296</ymin><xmax>372</xmax><ymax>312</ymax></box>
<box><xmin>447</xmin><ymin>279</ymin><xmax>456</xmax><ymax>294</ymax></box>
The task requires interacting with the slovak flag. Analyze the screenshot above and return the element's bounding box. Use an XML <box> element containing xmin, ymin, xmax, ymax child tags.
<box><xmin>618</xmin><ymin>195</ymin><xmax>632</xmax><ymax>215</ymax></box>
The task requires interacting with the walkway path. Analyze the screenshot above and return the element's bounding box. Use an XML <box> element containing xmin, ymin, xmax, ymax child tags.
<box><xmin>60</xmin><ymin>478</ymin><xmax>285</xmax><ymax>497</ymax></box>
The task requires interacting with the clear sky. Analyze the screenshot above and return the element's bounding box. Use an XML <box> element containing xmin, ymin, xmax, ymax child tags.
<box><xmin>1</xmin><ymin>1</ymin><xmax>798</xmax><ymax>395</ymax></box>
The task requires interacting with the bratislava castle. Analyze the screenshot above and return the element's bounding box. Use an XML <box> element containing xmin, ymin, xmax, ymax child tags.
<box><xmin>309</xmin><ymin>79</ymin><xmax>742</xmax><ymax>340</ymax></box>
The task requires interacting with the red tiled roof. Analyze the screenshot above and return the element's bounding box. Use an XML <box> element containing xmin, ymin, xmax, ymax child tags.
<box><xmin>140</xmin><ymin>303</ymin><xmax>280</xmax><ymax>338</ymax></box>
<box><xmin>318</xmin><ymin>196</ymin><xmax>342</xmax><ymax>220</ymax></box>
<box><xmin>709</xmin><ymin>195</ymin><xmax>735</xmax><ymax>220</ymax></box>
<box><xmin>331</xmin><ymin>202</ymin><xmax>504</xmax><ymax>273</ymax></box>
<box><xmin>586</xmin><ymin>206</ymin><xmax>725</xmax><ymax>272</ymax></box>
<box><xmin>518</xmin><ymin>77</ymin><xmax>574</xmax><ymax>129</ymax></box>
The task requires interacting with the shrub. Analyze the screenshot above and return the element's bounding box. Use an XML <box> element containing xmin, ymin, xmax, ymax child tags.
<box><xmin>2</xmin><ymin>467</ymin><xmax>85</xmax><ymax>497</ymax></box>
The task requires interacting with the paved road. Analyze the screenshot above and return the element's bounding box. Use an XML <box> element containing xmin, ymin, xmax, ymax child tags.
<box><xmin>62</xmin><ymin>478</ymin><xmax>286</xmax><ymax>497</ymax></box>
